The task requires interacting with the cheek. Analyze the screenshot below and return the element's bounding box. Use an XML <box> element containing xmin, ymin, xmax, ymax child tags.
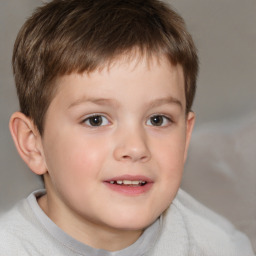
<box><xmin>153</xmin><ymin>131</ymin><xmax>186</xmax><ymax>199</ymax></box>
<box><xmin>156</xmin><ymin>132</ymin><xmax>187</xmax><ymax>170</ymax></box>
<box><xmin>43</xmin><ymin>133</ymin><xmax>108</xmax><ymax>183</ymax></box>
<box><xmin>43</xmin><ymin>135</ymin><xmax>110</xmax><ymax>206</ymax></box>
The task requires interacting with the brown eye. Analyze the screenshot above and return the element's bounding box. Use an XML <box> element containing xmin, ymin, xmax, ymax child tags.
<box><xmin>84</xmin><ymin>115</ymin><xmax>109</xmax><ymax>127</ymax></box>
<box><xmin>150</xmin><ymin>115</ymin><xmax>164</xmax><ymax>126</ymax></box>
<box><xmin>146</xmin><ymin>115</ymin><xmax>171</xmax><ymax>127</ymax></box>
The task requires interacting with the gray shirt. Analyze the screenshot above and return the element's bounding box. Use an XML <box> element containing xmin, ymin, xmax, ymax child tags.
<box><xmin>0</xmin><ymin>189</ymin><xmax>254</xmax><ymax>255</ymax></box>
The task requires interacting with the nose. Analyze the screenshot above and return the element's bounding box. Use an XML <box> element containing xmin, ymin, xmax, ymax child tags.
<box><xmin>113</xmin><ymin>128</ymin><xmax>151</xmax><ymax>163</ymax></box>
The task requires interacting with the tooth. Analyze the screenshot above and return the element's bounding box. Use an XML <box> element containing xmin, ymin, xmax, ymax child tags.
<box><xmin>123</xmin><ymin>180</ymin><xmax>132</xmax><ymax>185</ymax></box>
<box><xmin>112</xmin><ymin>180</ymin><xmax>147</xmax><ymax>185</ymax></box>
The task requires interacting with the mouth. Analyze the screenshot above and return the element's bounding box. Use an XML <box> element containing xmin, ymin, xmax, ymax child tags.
<box><xmin>108</xmin><ymin>180</ymin><xmax>147</xmax><ymax>186</ymax></box>
<box><xmin>104</xmin><ymin>175</ymin><xmax>153</xmax><ymax>195</ymax></box>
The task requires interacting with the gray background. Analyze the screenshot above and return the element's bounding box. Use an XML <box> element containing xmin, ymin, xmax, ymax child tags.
<box><xmin>0</xmin><ymin>0</ymin><xmax>255</xmax><ymax>250</ymax></box>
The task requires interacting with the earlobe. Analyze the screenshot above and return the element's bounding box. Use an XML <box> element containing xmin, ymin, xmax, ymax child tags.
<box><xmin>9</xmin><ymin>112</ymin><xmax>47</xmax><ymax>175</ymax></box>
<box><xmin>184</xmin><ymin>111</ymin><xmax>195</xmax><ymax>162</ymax></box>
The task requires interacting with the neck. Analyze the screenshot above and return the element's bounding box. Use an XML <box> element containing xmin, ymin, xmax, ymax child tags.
<box><xmin>38</xmin><ymin>193</ymin><xmax>143</xmax><ymax>251</ymax></box>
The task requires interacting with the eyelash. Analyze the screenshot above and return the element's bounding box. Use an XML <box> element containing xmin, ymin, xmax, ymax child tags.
<box><xmin>146</xmin><ymin>114</ymin><xmax>173</xmax><ymax>127</ymax></box>
<box><xmin>82</xmin><ymin>114</ymin><xmax>110</xmax><ymax>127</ymax></box>
<box><xmin>82</xmin><ymin>113</ymin><xmax>173</xmax><ymax>128</ymax></box>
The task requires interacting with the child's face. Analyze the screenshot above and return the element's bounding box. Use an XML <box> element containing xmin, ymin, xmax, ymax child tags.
<box><xmin>39</xmin><ymin>55</ymin><xmax>194</xmax><ymax>246</ymax></box>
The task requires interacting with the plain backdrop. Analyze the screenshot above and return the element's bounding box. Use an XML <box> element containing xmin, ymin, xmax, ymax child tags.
<box><xmin>0</xmin><ymin>0</ymin><xmax>255</xmax><ymax>250</ymax></box>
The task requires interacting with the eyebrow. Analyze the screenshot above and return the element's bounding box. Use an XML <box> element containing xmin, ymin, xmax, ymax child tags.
<box><xmin>68</xmin><ymin>97</ymin><xmax>120</xmax><ymax>109</ymax></box>
<box><xmin>147</xmin><ymin>96</ymin><xmax>183</xmax><ymax>110</ymax></box>
<box><xmin>68</xmin><ymin>96</ymin><xmax>183</xmax><ymax>110</ymax></box>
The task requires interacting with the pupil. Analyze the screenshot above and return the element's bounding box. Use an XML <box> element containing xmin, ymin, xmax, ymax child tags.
<box><xmin>151</xmin><ymin>116</ymin><xmax>163</xmax><ymax>126</ymax></box>
<box><xmin>89</xmin><ymin>116</ymin><xmax>102</xmax><ymax>126</ymax></box>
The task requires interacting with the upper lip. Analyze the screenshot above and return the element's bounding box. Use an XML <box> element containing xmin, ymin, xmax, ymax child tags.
<box><xmin>104</xmin><ymin>175</ymin><xmax>153</xmax><ymax>183</ymax></box>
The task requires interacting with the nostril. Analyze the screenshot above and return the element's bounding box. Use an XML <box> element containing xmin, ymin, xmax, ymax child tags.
<box><xmin>122</xmin><ymin>155</ymin><xmax>130</xmax><ymax>159</ymax></box>
<box><xmin>121</xmin><ymin>154</ymin><xmax>149</xmax><ymax>162</ymax></box>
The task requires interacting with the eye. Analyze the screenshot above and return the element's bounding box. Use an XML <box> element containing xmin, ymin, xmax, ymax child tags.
<box><xmin>83</xmin><ymin>115</ymin><xmax>110</xmax><ymax>127</ymax></box>
<box><xmin>146</xmin><ymin>115</ymin><xmax>171</xmax><ymax>127</ymax></box>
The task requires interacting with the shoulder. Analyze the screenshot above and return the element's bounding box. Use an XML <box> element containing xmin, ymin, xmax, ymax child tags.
<box><xmin>0</xmin><ymin>199</ymin><xmax>28</xmax><ymax>234</ymax></box>
<box><xmin>0</xmin><ymin>190</ymin><xmax>79</xmax><ymax>256</ymax></box>
<box><xmin>0</xmin><ymin>200</ymin><xmax>31</xmax><ymax>254</ymax></box>
<box><xmin>0</xmin><ymin>192</ymin><xmax>49</xmax><ymax>255</ymax></box>
<box><xmin>163</xmin><ymin>189</ymin><xmax>255</xmax><ymax>255</ymax></box>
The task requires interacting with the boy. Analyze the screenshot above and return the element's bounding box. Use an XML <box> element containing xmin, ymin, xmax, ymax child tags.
<box><xmin>0</xmin><ymin>0</ymin><xmax>254</xmax><ymax>255</ymax></box>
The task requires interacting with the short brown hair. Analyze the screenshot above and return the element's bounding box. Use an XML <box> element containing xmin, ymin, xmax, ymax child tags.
<box><xmin>13</xmin><ymin>0</ymin><xmax>198</xmax><ymax>135</ymax></box>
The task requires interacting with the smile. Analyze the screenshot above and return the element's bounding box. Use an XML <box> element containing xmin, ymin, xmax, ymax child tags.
<box><xmin>104</xmin><ymin>175</ymin><xmax>153</xmax><ymax>195</ymax></box>
<box><xmin>109</xmin><ymin>180</ymin><xmax>147</xmax><ymax>186</ymax></box>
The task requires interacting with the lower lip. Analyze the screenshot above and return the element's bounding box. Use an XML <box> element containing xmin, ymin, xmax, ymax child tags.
<box><xmin>104</xmin><ymin>182</ymin><xmax>153</xmax><ymax>196</ymax></box>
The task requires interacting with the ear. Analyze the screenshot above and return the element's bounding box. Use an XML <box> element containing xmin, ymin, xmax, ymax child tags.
<box><xmin>183</xmin><ymin>111</ymin><xmax>195</xmax><ymax>162</ymax></box>
<box><xmin>9</xmin><ymin>112</ymin><xmax>47</xmax><ymax>175</ymax></box>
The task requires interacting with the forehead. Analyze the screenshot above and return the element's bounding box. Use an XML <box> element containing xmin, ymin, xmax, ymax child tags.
<box><xmin>51</xmin><ymin>54</ymin><xmax>185</xmax><ymax>109</ymax></box>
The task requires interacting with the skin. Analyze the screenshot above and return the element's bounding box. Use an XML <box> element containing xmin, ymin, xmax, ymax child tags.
<box><xmin>10</xmin><ymin>55</ymin><xmax>195</xmax><ymax>251</ymax></box>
